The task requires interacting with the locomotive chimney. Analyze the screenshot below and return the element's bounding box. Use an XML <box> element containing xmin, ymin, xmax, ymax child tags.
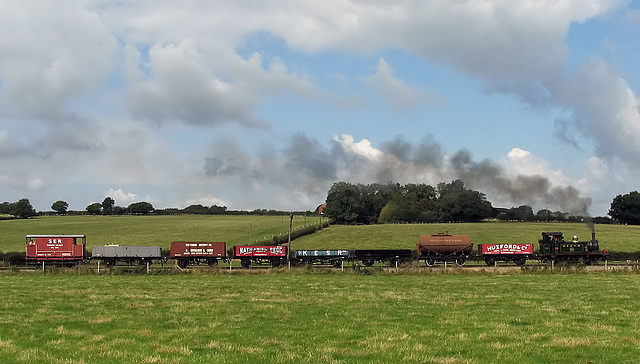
<box><xmin>590</xmin><ymin>231</ymin><xmax>599</xmax><ymax>252</ymax></box>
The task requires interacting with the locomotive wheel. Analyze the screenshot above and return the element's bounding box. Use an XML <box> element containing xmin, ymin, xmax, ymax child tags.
<box><xmin>454</xmin><ymin>258</ymin><xmax>465</xmax><ymax>266</ymax></box>
<box><xmin>240</xmin><ymin>259</ymin><xmax>251</xmax><ymax>268</ymax></box>
<box><xmin>484</xmin><ymin>258</ymin><xmax>496</xmax><ymax>266</ymax></box>
<box><xmin>424</xmin><ymin>259</ymin><xmax>436</xmax><ymax>267</ymax></box>
<box><xmin>362</xmin><ymin>259</ymin><xmax>374</xmax><ymax>267</ymax></box>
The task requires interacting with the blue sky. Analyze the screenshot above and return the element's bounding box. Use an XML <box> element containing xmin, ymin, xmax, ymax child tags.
<box><xmin>1</xmin><ymin>1</ymin><xmax>639</xmax><ymax>217</ymax></box>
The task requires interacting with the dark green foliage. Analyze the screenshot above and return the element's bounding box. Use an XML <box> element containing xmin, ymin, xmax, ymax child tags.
<box><xmin>86</xmin><ymin>202</ymin><xmax>102</xmax><ymax>214</ymax></box>
<box><xmin>102</xmin><ymin>196</ymin><xmax>115</xmax><ymax>214</ymax></box>
<box><xmin>609</xmin><ymin>191</ymin><xmax>640</xmax><ymax>224</ymax></box>
<box><xmin>497</xmin><ymin>205</ymin><xmax>535</xmax><ymax>221</ymax></box>
<box><xmin>325</xmin><ymin>180</ymin><xmax>493</xmax><ymax>224</ymax></box>
<box><xmin>51</xmin><ymin>200</ymin><xmax>69</xmax><ymax>214</ymax></box>
<box><xmin>128</xmin><ymin>201</ymin><xmax>154</xmax><ymax>214</ymax></box>
<box><xmin>10</xmin><ymin>199</ymin><xmax>37</xmax><ymax>218</ymax></box>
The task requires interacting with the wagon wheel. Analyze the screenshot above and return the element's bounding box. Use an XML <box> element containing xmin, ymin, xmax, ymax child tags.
<box><xmin>207</xmin><ymin>259</ymin><xmax>218</xmax><ymax>267</ymax></box>
<box><xmin>484</xmin><ymin>257</ymin><xmax>496</xmax><ymax>267</ymax></box>
<box><xmin>177</xmin><ymin>259</ymin><xmax>188</xmax><ymax>269</ymax></box>
<box><xmin>454</xmin><ymin>258</ymin><xmax>466</xmax><ymax>266</ymax></box>
<box><xmin>424</xmin><ymin>259</ymin><xmax>436</xmax><ymax>267</ymax></box>
<box><xmin>362</xmin><ymin>259</ymin><xmax>374</xmax><ymax>267</ymax></box>
<box><xmin>514</xmin><ymin>257</ymin><xmax>527</xmax><ymax>266</ymax></box>
<box><xmin>270</xmin><ymin>258</ymin><xmax>282</xmax><ymax>268</ymax></box>
<box><xmin>240</xmin><ymin>259</ymin><xmax>251</xmax><ymax>268</ymax></box>
<box><xmin>332</xmin><ymin>260</ymin><xmax>343</xmax><ymax>268</ymax></box>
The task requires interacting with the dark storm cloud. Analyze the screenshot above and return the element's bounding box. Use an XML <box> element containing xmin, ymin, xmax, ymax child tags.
<box><xmin>203</xmin><ymin>133</ymin><xmax>593</xmax><ymax>215</ymax></box>
<box><xmin>450</xmin><ymin>149</ymin><xmax>591</xmax><ymax>216</ymax></box>
<box><xmin>283</xmin><ymin>133</ymin><xmax>338</xmax><ymax>180</ymax></box>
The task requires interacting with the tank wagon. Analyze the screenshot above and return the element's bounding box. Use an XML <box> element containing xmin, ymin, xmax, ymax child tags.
<box><xmin>538</xmin><ymin>232</ymin><xmax>607</xmax><ymax>264</ymax></box>
<box><xmin>477</xmin><ymin>243</ymin><xmax>533</xmax><ymax>266</ymax></box>
<box><xmin>170</xmin><ymin>241</ymin><xmax>227</xmax><ymax>268</ymax></box>
<box><xmin>91</xmin><ymin>245</ymin><xmax>163</xmax><ymax>267</ymax></box>
<box><xmin>25</xmin><ymin>235</ymin><xmax>86</xmax><ymax>265</ymax></box>
<box><xmin>417</xmin><ymin>233</ymin><xmax>473</xmax><ymax>266</ymax></box>
<box><xmin>233</xmin><ymin>245</ymin><xmax>288</xmax><ymax>268</ymax></box>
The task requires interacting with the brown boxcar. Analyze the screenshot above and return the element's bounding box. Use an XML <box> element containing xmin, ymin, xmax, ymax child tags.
<box><xmin>232</xmin><ymin>245</ymin><xmax>287</xmax><ymax>268</ymax></box>
<box><xmin>417</xmin><ymin>233</ymin><xmax>472</xmax><ymax>266</ymax></box>
<box><xmin>170</xmin><ymin>241</ymin><xmax>227</xmax><ymax>268</ymax></box>
<box><xmin>26</xmin><ymin>235</ymin><xmax>86</xmax><ymax>264</ymax></box>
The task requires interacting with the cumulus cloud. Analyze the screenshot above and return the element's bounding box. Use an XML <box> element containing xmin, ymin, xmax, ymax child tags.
<box><xmin>365</xmin><ymin>58</ymin><xmax>446</xmax><ymax>109</ymax></box>
<box><xmin>104</xmin><ymin>189</ymin><xmax>139</xmax><ymax>207</ymax></box>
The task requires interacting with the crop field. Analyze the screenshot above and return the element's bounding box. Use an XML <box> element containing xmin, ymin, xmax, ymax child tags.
<box><xmin>0</xmin><ymin>271</ymin><xmax>639</xmax><ymax>363</ymax></box>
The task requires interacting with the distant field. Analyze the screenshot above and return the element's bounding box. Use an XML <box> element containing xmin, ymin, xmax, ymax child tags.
<box><xmin>0</xmin><ymin>215</ymin><xmax>325</xmax><ymax>252</ymax></box>
<box><xmin>0</xmin><ymin>272</ymin><xmax>638</xmax><ymax>363</ymax></box>
<box><xmin>2</xmin><ymin>216</ymin><xmax>639</xmax><ymax>253</ymax></box>
<box><xmin>293</xmin><ymin>222</ymin><xmax>640</xmax><ymax>253</ymax></box>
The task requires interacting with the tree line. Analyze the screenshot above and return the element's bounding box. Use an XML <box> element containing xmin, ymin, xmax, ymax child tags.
<box><xmin>1</xmin><ymin>197</ymin><xmax>310</xmax><ymax>218</ymax></box>
<box><xmin>323</xmin><ymin>180</ymin><xmax>636</xmax><ymax>225</ymax></box>
<box><xmin>324</xmin><ymin>180</ymin><xmax>493</xmax><ymax>224</ymax></box>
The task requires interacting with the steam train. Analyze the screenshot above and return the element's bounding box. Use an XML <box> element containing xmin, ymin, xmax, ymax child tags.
<box><xmin>25</xmin><ymin>231</ymin><xmax>608</xmax><ymax>268</ymax></box>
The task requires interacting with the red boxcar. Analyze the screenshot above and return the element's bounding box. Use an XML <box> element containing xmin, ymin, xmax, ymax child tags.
<box><xmin>170</xmin><ymin>241</ymin><xmax>227</xmax><ymax>268</ymax></box>
<box><xmin>477</xmin><ymin>243</ymin><xmax>533</xmax><ymax>266</ymax></box>
<box><xmin>232</xmin><ymin>245</ymin><xmax>287</xmax><ymax>268</ymax></box>
<box><xmin>25</xmin><ymin>235</ymin><xmax>86</xmax><ymax>263</ymax></box>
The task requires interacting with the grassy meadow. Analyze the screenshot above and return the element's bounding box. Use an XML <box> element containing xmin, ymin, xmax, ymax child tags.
<box><xmin>0</xmin><ymin>272</ymin><xmax>638</xmax><ymax>363</ymax></box>
<box><xmin>291</xmin><ymin>222</ymin><xmax>640</xmax><ymax>253</ymax></box>
<box><xmin>0</xmin><ymin>215</ymin><xmax>326</xmax><ymax>253</ymax></box>
<box><xmin>2</xmin><ymin>215</ymin><xmax>640</xmax><ymax>253</ymax></box>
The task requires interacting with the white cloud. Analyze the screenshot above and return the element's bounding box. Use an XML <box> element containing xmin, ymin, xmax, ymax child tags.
<box><xmin>104</xmin><ymin>189</ymin><xmax>139</xmax><ymax>207</ymax></box>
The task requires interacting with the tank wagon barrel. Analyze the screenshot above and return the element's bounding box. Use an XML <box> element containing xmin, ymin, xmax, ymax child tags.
<box><xmin>417</xmin><ymin>233</ymin><xmax>472</xmax><ymax>266</ymax></box>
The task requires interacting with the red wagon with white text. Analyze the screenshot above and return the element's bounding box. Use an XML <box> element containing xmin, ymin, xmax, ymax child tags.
<box><xmin>477</xmin><ymin>243</ymin><xmax>534</xmax><ymax>266</ymax></box>
<box><xmin>232</xmin><ymin>245</ymin><xmax>288</xmax><ymax>268</ymax></box>
<box><xmin>26</xmin><ymin>235</ymin><xmax>86</xmax><ymax>265</ymax></box>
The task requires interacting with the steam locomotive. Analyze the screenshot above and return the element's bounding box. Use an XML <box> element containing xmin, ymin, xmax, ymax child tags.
<box><xmin>24</xmin><ymin>231</ymin><xmax>608</xmax><ymax>268</ymax></box>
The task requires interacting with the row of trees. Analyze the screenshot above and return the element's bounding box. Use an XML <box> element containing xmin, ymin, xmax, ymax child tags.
<box><xmin>0</xmin><ymin>199</ymin><xmax>37</xmax><ymax>218</ymax></box>
<box><xmin>324</xmin><ymin>180</ymin><xmax>493</xmax><ymax>224</ymax></box>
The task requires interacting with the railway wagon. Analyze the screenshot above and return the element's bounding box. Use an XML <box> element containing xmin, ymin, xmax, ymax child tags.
<box><xmin>538</xmin><ymin>232</ymin><xmax>608</xmax><ymax>265</ymax></box>
<box><xmin>233</xmin><ymin>245</ymin><xmax>287</xmax><ymax>268</ymax></box>
<box><xmin>170</xmin><ymin>241</ymin><xmax>227</xmax><ymax>268</ymax></box>
<box><xmin>353</xmin><ymin>249</ymin><xmax>413</xmax><ymax>267</ymax></box>
<box><xmin>477</xmin><ymin>243</ymin><xmax>533</xmax><ymax>266</ymax></box>
<box><xmin>26</xmin><ymin>235</ymin><xmax>86</xmax><ymax>265</ymax></box>
<box><xmin>91</xmin><ymin>245</ymin><xmax>163</xmax><ymax>267</ymax></box>
<box><xmin>418</xmin><ymin>233</ymin><xmax>473</xmax><ymax>266</ymax></box>
<box><xmin>294</xmin><ymin>249</ymin><xmax>350</xmax><ymax>267</ymax></box>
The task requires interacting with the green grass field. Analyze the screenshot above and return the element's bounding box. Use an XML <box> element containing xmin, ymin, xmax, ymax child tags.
<box><xmin>291</xmin><ymin>222</ymin><xmax>640</xmax><ymax>253</ymax></box>
<box><xmin>2</xmin><ymin>216</ymin><xmax>640</xmax><ymax>254</ymax></box>
<box><xmin>0</xmin><ymin>215</ymin><xmax>326</xmax><ymax>253</ymax></box>
<box><xmin>0</xmin><ymin>271</ymin><xmax>638</xmax><ymax>363</ymax></box>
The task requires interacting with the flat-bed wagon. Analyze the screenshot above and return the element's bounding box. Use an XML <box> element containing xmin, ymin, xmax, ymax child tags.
<box><xmin>91</xmin><ymin>245</ymin><xmax>163</xmax><ymax>267</ymax></box>
<box><xmin>294</xmin><ymin>249</ymin><xmax>350</xmax><ymax>267</ymax></box>
<box><xmin>353</xmin><ymin>249</ymin><xmax>413</xmax><ymax>267</ymax></box>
